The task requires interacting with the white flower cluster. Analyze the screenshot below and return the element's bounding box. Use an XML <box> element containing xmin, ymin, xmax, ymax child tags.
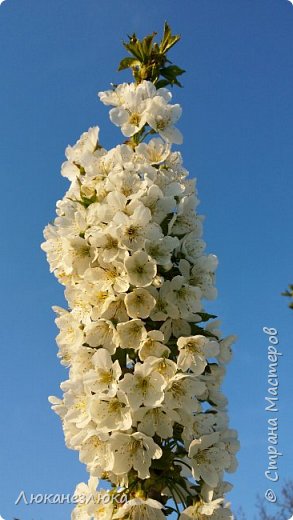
<box><xmin>42</xmin><ymin>80</ymin><xmax>239</xmax><ymax>519</ymax></box>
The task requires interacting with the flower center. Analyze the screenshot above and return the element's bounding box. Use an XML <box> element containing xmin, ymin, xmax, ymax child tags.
<box><xmin>126</xmin><ymin>225</ymin><xmax>140</xmax><ymax>238</ymax></box>
<box><xmin>99</xmin><ymin>369</ymin><xmax>114</xmax><ymax>384</ymax></box>
<box><xmin>109</xmin><ymin>398</ymin><xmax>125</xmax><ymax>413</ymax></box>
<box><xmin>171</xmin><ymin>381</ymin><xmax>185</xmax><ymax>397</ymax></box>
<box><xmin>129</xmin><ymin>112</ymin><xmax>141</xmax><ymax>126</ymax></box>
<box><xmin>105</xmin><ymin>236</ymin><xmax>118</xmax><ymax>249</ymax></box>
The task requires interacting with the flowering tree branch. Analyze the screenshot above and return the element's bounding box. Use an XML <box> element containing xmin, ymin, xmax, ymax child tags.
<box><xmin>42</xmin><ymin>23</ymin><xmax>239</xmax><ymax>520</ymax></box>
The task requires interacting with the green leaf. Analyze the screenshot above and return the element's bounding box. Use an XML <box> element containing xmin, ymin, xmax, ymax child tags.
<box><xmin>160</xmin><ymin>22</ymin><xmax>171</xmax><ymax>52</ymax></box>
<box><xmin>162</xmin><ymin>21</ymin><xmax>171</xmax><ymax>41</ymax></box>
<box><xmin>141</xmin><ymin>33</ymin><xmax>156</xmax><ymax>58</ymax></box>
<box><xmin>160</xmin><ymin>65</ymin><xmax>185</xmax><ymax>87</ymax></box>
<box><xmin>155</xmin><ymin>79</ymin><xmax>170</xmax><ymax>88</ymax></box>
<box><xmin>160</xmin><ymin>22</ymin><xmax>181</xmax><ymax>54</ymax></box>
<box><xmin>123</xmin><ymin>39</ymin><xmax>144</xmax><ymax>61</ymax></box>
<box><xmin>282</xmin><ymin>291</ymin><xmax>291</xmax><ymax>297</ymax></box>
<box><xmin>112</xmin><ymin>347</ymin><xmax>127</xmax><ymax>367</ymax></box>
<box><xmin>135</xmin><ymin>40</ymin><xmax>145</xmax><ymax>62</ymax></box>
<box><xmin>163</xmin><ymin>507</ymin><xmax>176</xmax><ymax>515</ymax></box>
<box><xmin>160</xmin><ymin>212</ymin><xmax>174</xmax><ymax>235</ymax></box>
<box><xmin>197</xmin><ymin>312</ymin><xmax>218</xmax><ymax>322</ymax></box>
<box><xmin>118</xmin><ymin>57</ymin><xmax>140</xmax><ymax>71</ymax></box>
<box><xmin>161</xmin><ymin>65</ymin><xmax>185</xmax><ymax>77</ymax></box>
<box><xmin>79</xmin><ymin>197</ymin><xmax>95</xmax><ymax>208</ymax></box>
<box><xmin>189</xmin><ymin>323</ymin><xmax>219</xmax><ymax>339</ymax></box>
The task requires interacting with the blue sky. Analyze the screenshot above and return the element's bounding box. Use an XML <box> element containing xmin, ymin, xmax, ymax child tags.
<box><xmin>0</xmin><ymin>0</ymin><xmax>292</xmax><ymax>519</ymax></box>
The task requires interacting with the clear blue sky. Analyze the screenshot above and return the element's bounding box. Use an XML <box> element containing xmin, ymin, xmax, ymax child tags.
<box><xmin>0</xmin><ymin>1</ymin><xmax>292</xmax><ymax>519</ymax></box>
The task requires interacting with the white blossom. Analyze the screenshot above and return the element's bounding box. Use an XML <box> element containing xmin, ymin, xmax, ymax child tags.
<box><xmin>110</xmin><ymin>431</ymin><xmax>162</xmax><ymax>479</ymax></box>
<box><xmin>125</xmin><ymin>251</ymin><xmax>157</xmax><ymax>287</ymax></box>
<box><xmin>146</xmin><ymin>96</ymin><xmax>183</xmax><ymax>144</ymax></box>
<box><xmin>117</xmin><ymin>319</ymin><xmax>147</xmax><ymax>350</ymax></box>
<box><xmin>90</xmin><ymin>391</ymin><xmax>132</xmax><ymax>433</ymax></box>
<box><xmin>65</xmin><ymin>127</ymin><xmax>100</xmax><ymax>165</ymax></box>
<box><xmin>179</xmin><ymin>499</ymin><xmax>233</xmax><ymax>519</ymax></box>
<box><xmin>87</xmin><ymin>494</ymin><xmax>114</xmax><ymax>520</ymax></box>
<box><xmin>177</xmin><ymin>335</ymin><xmax>220</xmax><ymax>374</ymax></box>
<box><xmin>145</xmin><ymin>235</ymin><xmax>179</xmax><ymax>264</ymax></box>
<box><xmin>83</xmin><ymin>348</ymin><xmax>121</xmax><ymax>397</ymax></box>
<box><xmin>136</xmin><ymin>137</ymin><xmax>171</xmax><ymax>164</ymax></box>
<box><xmin>79</xmin><ymin>430</ymin><xmax>113</xmax><ymax>476</ymax></box>
<box><xmin>113</xmin><ymin>497</ymin><xmax>166</xmax><ymax>519</ymax></box>
<box><xmin>61</xmin><ymin>380</ymin><xmax>93</xmax><ymax>429</ymax></box>
<box><xmin>54</xmin><ymin>307</ymin><xmax>84</xmax><ymax>356</ymax></box>
<box><xmin>188</xmin><ymin>433</ymin><xmax>231</xmax><ymax>488</ymax></box>
<box><xmin>166</xmin><ymin>275</ymin><xmax>202</xmax><ymax>319</ymax></box>
<box><xmin>138</xmin><ymin>330</ymin><xmax>170</xmax><ymax>361</ymax></box>
<box><xmin>71</xmin><ymin>477</ymin><xmax>99</xmax><ymax>520</ymax></box>
<box><xmin>164</xmin><ymin>373</ymin><xmax>206</xmax><ymax>411</ymax></box>
<box><xmin>149</xmin><ymin>281</ymin><xmax>180</xmax><ymax>321</ymax></box>
<box><xmin>135</xmin><ymin>405</ymin><xmax>180</xmax><ymax>439</ymax></box>
<box><xmin>124</xmin><ymin>288</ymin><xmax>156</xmax><ymax>318</ymax></box>
<box><xmin>113</xmin><ymin>204</ymin><xmax>162</xmax><ymax>251</ymax></box>
<box><xmin>84</xmin><ymin>319</ymin><xmax>119</xmax><ymax>354</ymax></box>
<box><xmin>118</xmin><ymin>362</ymin><xmax>166</xmax><ymax>409</ymax></box>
